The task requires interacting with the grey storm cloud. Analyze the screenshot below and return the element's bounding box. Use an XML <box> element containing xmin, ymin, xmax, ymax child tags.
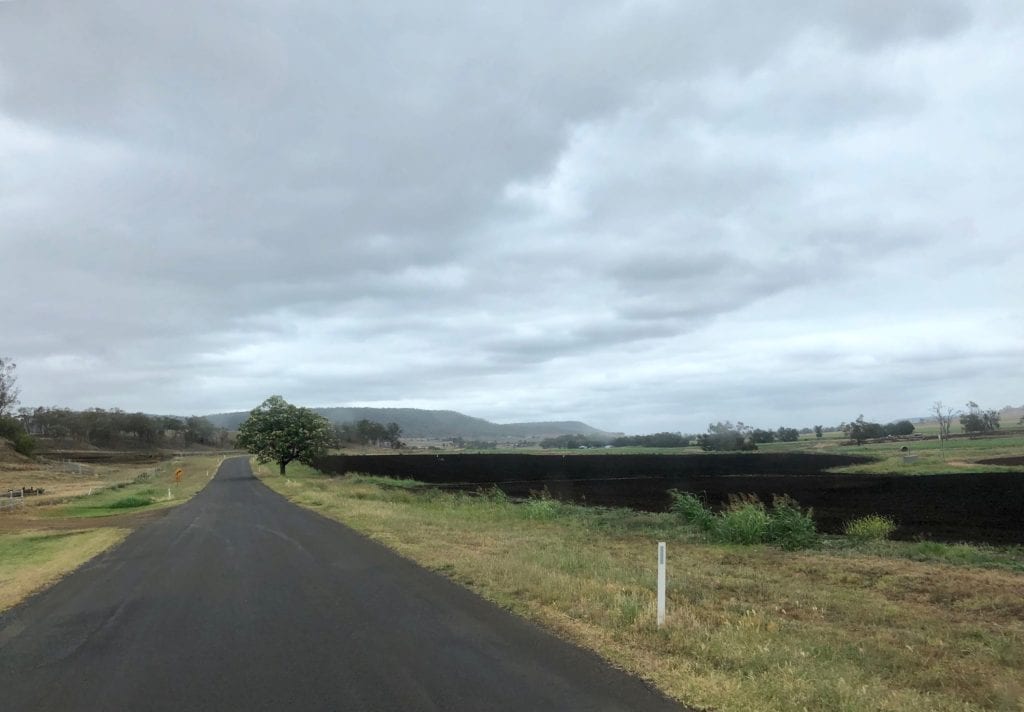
<box><xmin>1</xmin><ymin>0</ymin><xmax>1021</xmax><ymax>432</ymax></box>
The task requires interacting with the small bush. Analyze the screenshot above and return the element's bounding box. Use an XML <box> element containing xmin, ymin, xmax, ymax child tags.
<box><xmin>12</xmin><ymin>433</ymin><xmax>36</xmax><ymax>456</ymax></box>
<box><xmin>845</xmin><ymin>515</ymin><xmax>897</xmax><ymax>542</ymax></box>
<box><xmin>0</xmin><ymin>416</ymin><xmax>35</xmax><ymax>456</ymax></box>
<box><xmin>480</xmin><ymin>486</ymin><xmax>510</xmax><ymax>504</ymax></box>
<box><xmin>671</xmin><ymin>491</ymin><xmax>818</xmax><ymax>549</ymax></box>
<box><xmin>717</xmin><ymin>497</ymin><xmax>771</xmax><ymax>544</ymax></box>
<box><xmin>767</xmin><ymin>495</ymin><xmax>819</xmax><ymax>550</ymax></box>
<box><xmin>521</xmin><ymin>490</ymin><xmax>562</xmax><ymax>520</ymax></box>
<box><xmin>669</xmin><ymin>490</ymin><xmax>715</xmax><ymax>531</ymax></box>
<box><xmin>0</xmin><ymin>416</ymin><xmax>23</xmax><ymax>440</ymax></box>
<box><xmin>108</xmin><ymin>495</ymin><xmax>153</xmax><ymax>509</ymax></box>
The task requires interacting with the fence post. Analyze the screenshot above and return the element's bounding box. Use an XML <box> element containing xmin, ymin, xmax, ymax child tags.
<box><xmin>657</xmin><ymin>541</ymin><xmax>666</xmax><ymax>628</ymax></box>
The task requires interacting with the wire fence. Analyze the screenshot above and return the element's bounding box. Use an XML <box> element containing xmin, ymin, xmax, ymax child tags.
<box><xmin>47</xmin><ymin>460</ymin><xmax>95</xmax><ymax>476</ymax></box>
<box><xmin>1</xmin><ymin>488</ymin><xmax>28</xmax><ymax>512</ymax></box>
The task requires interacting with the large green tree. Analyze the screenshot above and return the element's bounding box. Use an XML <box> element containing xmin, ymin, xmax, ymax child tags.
<box><xmin>236</xmin><ymin>396</ymin><xmax>333</xmax><ymax>474</ymax></box>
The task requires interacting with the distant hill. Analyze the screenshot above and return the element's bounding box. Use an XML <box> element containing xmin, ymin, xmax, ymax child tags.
<box><xmin>203</xmin><ymin>407</ymin><xmax>620</xmax><ymax>441</ymax></box>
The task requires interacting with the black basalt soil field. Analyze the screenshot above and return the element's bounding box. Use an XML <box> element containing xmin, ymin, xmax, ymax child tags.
<box><xmin>316</xmin><ymin>453</ymin><xmax>871</xmax><ymax>482</ymax></box>
<box><xmin>314</xmin><ymin>454</ymin><xmax>1024</xmax><ymax>545</ymax></box>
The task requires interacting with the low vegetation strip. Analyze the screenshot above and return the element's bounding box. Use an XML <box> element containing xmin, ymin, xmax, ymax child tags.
<box><xmin>259</xmin><ymin>463</ymin><xmax>1024</xmax><ymax>712</ymax></box>
<box><xmin>0</xmin><ymin>529</ymin><xmax>128</xmax><ymax>611</ymax></box>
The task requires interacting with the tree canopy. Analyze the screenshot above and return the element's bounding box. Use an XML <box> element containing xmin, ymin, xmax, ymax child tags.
<box><xmin>696</xmin><ymin>422</ymin><xmax>757</xmax><ymax>451</ymax></box>
<box><xmin>960</xmin><ymin>402</ymin><xmax>1000</xmax><ymax>436</ymax></box>
<box><xmin>237</xmin><ymin>396</ymin><xmax>333</xmax><ymax>474</ymax></box>
<box><xmin>334</xmin><ymin>419</ymin><xmax>403</xmax><ymax>449</ymax></box>
<box><xmin>844</xmin><ymin>415</ymin><xmax>916</xmax><ymax>444</ymax></box>
<box><xmin>0</xmin><ymin>356</ymin><xmax>19</xmax><ymax>418</ymax></box>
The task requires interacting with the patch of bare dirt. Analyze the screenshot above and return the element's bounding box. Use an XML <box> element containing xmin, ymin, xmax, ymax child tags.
<box><xmin>978</xmin><ymin>455</ymin><xmax>1024</xmax><ymax>466</ymax></box>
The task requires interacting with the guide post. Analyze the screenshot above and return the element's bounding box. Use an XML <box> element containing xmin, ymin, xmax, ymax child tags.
<box><xmin>657</xmin><ymin>542</ymin><xmax>666</xmax><ymax>628</ymax></box>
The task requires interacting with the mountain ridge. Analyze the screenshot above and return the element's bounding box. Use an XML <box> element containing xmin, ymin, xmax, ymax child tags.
<box><xmin>203</xmin><ymin>406</ymin><xmax>620</xmax><ymax>440</ymax></box>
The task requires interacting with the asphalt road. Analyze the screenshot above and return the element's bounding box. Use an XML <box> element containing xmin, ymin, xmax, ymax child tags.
<box><xmin>0</xmin><ymin>457</ymin><xmax>684</xmax><ymax>711</ymax></box>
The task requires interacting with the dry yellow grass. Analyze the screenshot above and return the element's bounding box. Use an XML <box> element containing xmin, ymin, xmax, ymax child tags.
<box><xmin>1</xmin><ymin>462</ymin><xmax>153</xmax><ymax>504</ymax></box>
<box><xmin>260</xmin><ymin>464</ymin><xmax>1024</xmax><ymax>712</ymax></box>
<box><xmin>0</xmin><ymin>528</ymin><xmax>128</xmax><ymax>611</ymax></box>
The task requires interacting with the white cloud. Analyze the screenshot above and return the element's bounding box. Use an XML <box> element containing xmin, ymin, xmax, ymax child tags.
<box><xmin>1</xmin><ymin>0</ymin><xmax>1021</xmax><ymax>431</ymax></box>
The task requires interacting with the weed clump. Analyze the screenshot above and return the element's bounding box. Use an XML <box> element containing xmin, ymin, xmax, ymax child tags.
<box><xmin>767</xmin><ymin>495</ymin><xmax>820</xmax><ymax>550</ymax></box>
<box><xmin>717</xmin><ymin>495</ymin><xmax>772</xmax><ymax>544</ymax></box>
<box><xmin>669</xmin><ymin>491</ymin><xmax>715</xmax><ymax>532</ymax></box>
<box><xmin>844</xmin><ymin>515</ymin><xmax>896</xmax><ymax>542</ymax></box>
<box><xmin>669</xmin><ymin>491</ymin><xmax>819</xmax><ymax>549</ymax></box>
<box><xmin>521</xmin><ymin>490</ymin><xmax>562</xmax><ymax>520</ymax></box>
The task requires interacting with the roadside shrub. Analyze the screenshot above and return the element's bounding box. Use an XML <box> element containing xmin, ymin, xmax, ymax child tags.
<box><xmin>0</xmin><ymin>416</ymin><xmax>35</xmax><ymax>456</ymax></box>
<box><xmin>12</xmin><ymin>432</ymin><xmax>36</xmax><ymax>456</ymax></box>
<box><xmin>845</xmin><ymin>514</ymin><xmax>897</xmax><ymax>542</ymax></box>
<box><xmin>767</xmin><ymin>495</ymin><xmax>819</xmax><ymax>550</ymax></box>
<box><xmin>480</xmin><ymin>486</ymin><xmax>510</xmax><ymax>504</ymax></box>
<box><xmin>521</xmin><ymin>490</ymin><xmax>561</xmax><ymax>520</ymax></box>
<box><xmin>717</xmin><ymin>496</ymin><xmax>771</xmax><ymax>544</ymax></box>
<box><xmin>108</xmin><ymin>495</ymin><xmax>153</xmax><ymax>509</ymax></box>
<box><xmin>0</xmin><ymin>416</ymin><xmax>22</xmax><ymax>440</ymax></box>
<box><xmin>671</xmin><ymin>491</ymin><xmax>819</xmax><ymax>549</ymax></box>
<box><xmin>668</xmin><ymin>490</ymin><xmax>715</xmax><ymax>531</ymax></box>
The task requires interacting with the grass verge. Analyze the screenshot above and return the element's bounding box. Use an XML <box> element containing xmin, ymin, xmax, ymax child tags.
<box><xmin>258</xmin><ymin>462</ymin><xmax>1024</xmax><ymax>712</ymax></box>
<box><xmin>0</xmin><ymin>528</ymin><xmax>128</xmax><ymax>611</ymax></box>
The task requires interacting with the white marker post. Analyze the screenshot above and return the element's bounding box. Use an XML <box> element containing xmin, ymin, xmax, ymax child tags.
<box><xmin>657</xmin><ymin>541</ymin><xmax>667</xmax><ymax>628</ymax></box>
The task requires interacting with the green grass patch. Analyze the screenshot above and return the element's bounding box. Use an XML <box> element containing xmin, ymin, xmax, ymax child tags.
<box><xmin>844</xmin><ymin>514</ymin><xmax>897</xmax><ymax>541</ymax></box>
<box><xmin>0</xmin><ymin>528</ymin><xmax>128</xmax><ymax>611</ymax></box>
<box><xmin>107</xmin><ymin>495</ymin><xmax>154</xmax><ymax>509</ymax></box>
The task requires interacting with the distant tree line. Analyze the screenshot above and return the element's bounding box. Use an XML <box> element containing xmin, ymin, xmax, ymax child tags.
<box><xmin>335</xmin><ymin>419</ymin><xmax>403</xmax><ymax>449</ymax></box>
<box><xmin>610</xmin><ymin>432</ymin><xmax>691</xmax><ymax>448</ymax></box>
<box><xmin>449</xmin><ymin>437</ymin><xmax>499</xmax><ymax>450</ymax></box>
<box><xmin>16</xmin><ymin>407</ymin><xmax>228</xmax><ymax>449</ymax></box>
<box><xmin>749</xmin><ymin>427</ymin><xmax>800</xmax><ymax>444</ymax></box>
<box><xmin>840</xmin><ymin>416</ymin><xmax>916</xmax><ymax>444</ymax></box>
<box><xmin>696</xmin><ymin>422</ymin><xmax>758</xmax><ymax>451</ymax></box>
<box><xmin>538</xmin><ymin>433</ymin><xmax>604</xmax><ymax>449</ymax></box>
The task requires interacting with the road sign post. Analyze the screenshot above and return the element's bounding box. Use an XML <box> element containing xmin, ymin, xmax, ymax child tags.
<box><xmin>657</xmin><ymin>542</ymin><xmax>666</xmax><ymax>628</ymax></box>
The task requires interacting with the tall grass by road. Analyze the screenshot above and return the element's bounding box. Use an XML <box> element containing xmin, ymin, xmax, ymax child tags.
<box><xmin>259</xmin><ymin>463</ymin><xmax>1024</xmax><ymax>712</ymax></box>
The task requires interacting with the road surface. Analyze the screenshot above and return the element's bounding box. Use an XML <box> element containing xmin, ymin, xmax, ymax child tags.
<box><xmin>0</xmin><ymin>457</ymin><xmax>684</xmax><ymax>711</ymax></box>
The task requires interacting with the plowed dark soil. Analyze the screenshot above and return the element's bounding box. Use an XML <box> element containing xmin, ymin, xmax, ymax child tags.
<box><xmin>316</xmin><ymin>454</ymin><xmax>1024</xmax><ymax>545</ymax></box>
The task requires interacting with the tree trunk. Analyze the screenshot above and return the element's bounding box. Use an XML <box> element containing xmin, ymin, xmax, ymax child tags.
<box><xmin>279</xmin><ymin>461</ymin><xmax>287</xmax><ymax>475</ymax></box>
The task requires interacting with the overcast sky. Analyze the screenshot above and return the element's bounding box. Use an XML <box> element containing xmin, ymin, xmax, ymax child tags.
<box><xmin>2</xmin><ymin>1</ymin><xmax>1022</xmax><ymax>433</ymax></box>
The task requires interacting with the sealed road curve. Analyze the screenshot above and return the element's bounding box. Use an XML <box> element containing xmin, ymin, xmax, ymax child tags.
<box><xmin>0</xmin><ymin>457</ymin><xmax>684</xmax><ymax>711</ymax></box>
